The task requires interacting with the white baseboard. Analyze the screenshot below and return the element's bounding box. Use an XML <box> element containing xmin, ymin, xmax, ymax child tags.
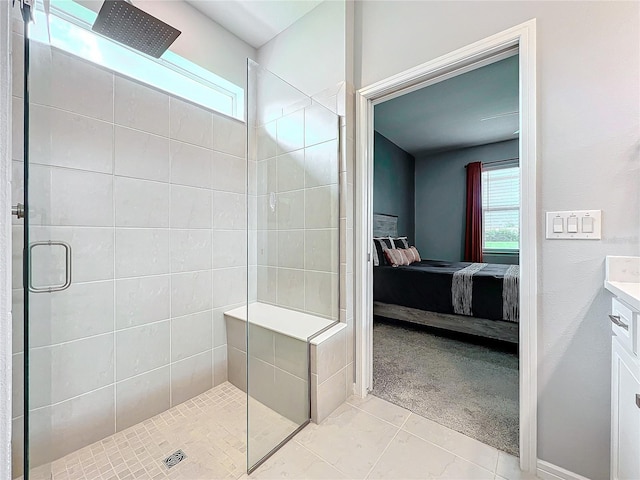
<box><xmin>536</xmin><ymin>460</ymin><xmax>591</xmax><ymax>480</ymax></box>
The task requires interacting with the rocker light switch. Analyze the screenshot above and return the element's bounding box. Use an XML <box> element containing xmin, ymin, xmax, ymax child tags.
<box><xmin>546</xmin><ymin>210</ymin><xmax>602</xmax><ymax>239</ymax></box>
<box><xmin>552</xmin><ymin>217</ymin><xmax>563</xmax><ymax>233</ymax></box>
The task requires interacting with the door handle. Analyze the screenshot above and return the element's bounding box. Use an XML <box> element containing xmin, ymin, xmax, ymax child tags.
<box><xmin>28</xmin><ymin>241</ymin><xmax>72</xmax><ymax>293</ymax></box>
<box><xmin>609</xmin><ymin>314</ymin><xmax>629</xmax><ymax>331</ymax></box>
<box><xmin>636</xmin><ymin>394</ymin><xmax>640</xmax><ymax>409</ymax></box>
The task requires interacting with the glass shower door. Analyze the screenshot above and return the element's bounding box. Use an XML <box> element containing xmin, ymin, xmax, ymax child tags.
<box><xmin>246</xmin><ymin>60</ymin><xmax>340</xmax><ymax>472</ymax></box>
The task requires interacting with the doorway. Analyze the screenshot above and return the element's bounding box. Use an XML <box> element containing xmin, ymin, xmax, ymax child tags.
<box><xmin>355</xmin><ymin>20</ymin><xmax>538</xmax><ymax>473</ymax></box>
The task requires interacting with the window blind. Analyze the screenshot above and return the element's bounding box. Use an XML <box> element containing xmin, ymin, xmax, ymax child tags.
<box><xmin>481</xmin><ymin>164</ymin><xmax>520</xmax><ymax>251</ymax></box>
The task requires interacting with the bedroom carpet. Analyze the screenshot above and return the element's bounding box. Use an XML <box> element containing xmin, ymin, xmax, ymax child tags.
<box><xmin>372</xmin><ymin>317</ymin><xmax>519</xmax><ymax>456</ymax></box>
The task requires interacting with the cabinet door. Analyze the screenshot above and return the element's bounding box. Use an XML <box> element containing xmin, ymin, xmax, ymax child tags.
<box><xmin>612</xmin><ymin>338</ymin><xmax>640</xmax><ymax>480</ymax></box>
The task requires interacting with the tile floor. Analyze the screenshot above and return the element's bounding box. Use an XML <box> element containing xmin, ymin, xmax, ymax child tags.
<box><xmin>25</xmin><ymin>383</ymin><xmax>296</xmax><ymax>480</ymax></box>
<box><xmin>247</xmin><ymin>396</ymin><xmax>537</xmax><ymax>480</ymax></box>
<box><xmin>23</xmin><ymin>384</ymin><xmax>537</xmax><ymax>480</ymax></box>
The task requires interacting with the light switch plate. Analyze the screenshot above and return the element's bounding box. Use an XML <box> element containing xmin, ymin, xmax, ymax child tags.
<box><xmin>546</xmin><ymin>210</ymin><xmax>602</xmax><ymax>239</ymax></box>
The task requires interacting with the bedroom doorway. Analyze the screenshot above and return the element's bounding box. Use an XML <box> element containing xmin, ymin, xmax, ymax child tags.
<box><xmin>355</xmin><ymin>20</ymin><xmax>537</xmax><ymax>473</ymax></box>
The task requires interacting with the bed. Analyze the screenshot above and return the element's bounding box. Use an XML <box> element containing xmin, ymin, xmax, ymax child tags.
<box><xmin>372</xmin><ymin>213</ymin><xmax>520</xmax><ymax>344</ymax></box>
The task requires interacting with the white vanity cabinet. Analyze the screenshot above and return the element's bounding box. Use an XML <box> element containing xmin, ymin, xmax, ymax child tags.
<box><xmin>611</xmin><ymin>331</ymin><xmax>640</xmax><ymax>480</ymax></box>
<box><xmin>605</xmin><ymin>256</ymin><xmax>640</xmax><ymax>480</ymax></box>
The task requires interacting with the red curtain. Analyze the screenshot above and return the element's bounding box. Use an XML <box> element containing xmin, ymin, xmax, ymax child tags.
<box><xmin>464</xmin><ymin>162</ymin><xmax>483</xmax><ymax>263</ymax></box>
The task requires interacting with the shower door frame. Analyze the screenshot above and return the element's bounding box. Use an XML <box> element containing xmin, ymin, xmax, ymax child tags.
<box><xmin>1</xmin><ymin>0</ymin><xmax>13</xmax><ymax>477</ymax></box>
<box><xmin>354</xmin><ymin>19</ymin><xmax>538</xmax><ymax>475</ymax></box>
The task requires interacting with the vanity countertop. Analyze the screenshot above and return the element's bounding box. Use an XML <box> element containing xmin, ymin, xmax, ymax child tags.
<box><xmin>605</xmin><ymin>256</ymin><xmax>640</xmax><ymax>311</ymax></box>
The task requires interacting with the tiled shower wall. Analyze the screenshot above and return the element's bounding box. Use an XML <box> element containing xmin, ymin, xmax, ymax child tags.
<box><xmin>10</xmin><ymin>36</ymin><xmax>247</xmax><ymax>475</ymax></box>
<box><xmin>252</xmin><ymin>98</ymin><xmax>340</xmax><ymax>321</ymax></box>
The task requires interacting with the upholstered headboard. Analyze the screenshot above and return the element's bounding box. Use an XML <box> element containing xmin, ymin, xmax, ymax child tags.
<box><xmin>373</xmin><ymin>213</ymin><xmax>398</xmax><ymax>237</ymax></box>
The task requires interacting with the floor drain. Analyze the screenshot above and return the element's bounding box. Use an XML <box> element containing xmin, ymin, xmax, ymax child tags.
<box><xmin>163</xmin><ymin>449</ymin><xmax>187</xmax><ymax>469</ymax></box>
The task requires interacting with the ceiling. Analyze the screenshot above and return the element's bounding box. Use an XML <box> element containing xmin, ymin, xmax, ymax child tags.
<box><xmin>184</xmin><ymin>0</ymin><xmax>323</xmax><ymax>48</ymax></box>
<box><xmin>374</xmin><ymin>55</ymin><xmax>519</xmax><ymax>157</ymax></box>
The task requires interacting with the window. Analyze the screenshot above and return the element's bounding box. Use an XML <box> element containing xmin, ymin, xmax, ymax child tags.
<box><xmin>28</xmin><ymin>0</ymin><xmax>244</xmax><ymax>120</ymax></box>
<box><xmin>481</xmin><ymin>162</ymin><xmax>520</xmax><ymax>252</ymax></box>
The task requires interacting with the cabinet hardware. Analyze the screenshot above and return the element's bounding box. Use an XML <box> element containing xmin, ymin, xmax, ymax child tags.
<box><xmin>636</xmin><ymin>394</ymin><xmax>640</xmax><ymax>409</ymax></box>
<box><xmin>609</xmin><ymin>314</ymin><xmax>629</xmax><ymax>331</ymax></box>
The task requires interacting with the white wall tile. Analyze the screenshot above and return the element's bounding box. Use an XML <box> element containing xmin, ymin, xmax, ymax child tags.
<box><xmin>212</xmin><ymin>267</ymin><xmax>246</xmax><ymax>308</ymax></box>
<box><xmin>11</xmin><ymin>33</ymin><xmax>23</xmax><ymax>99</ymax></box>
<box><xmin>276</xmin><ymin>110</ymin><xmax>304</xmax><ymax>154</ymax></box>
<box><xmin>114</xmin><ymin>126</ymin><xmax>170</xmax><ymax>182</ymax></box>
<box><xmin>30</xmin><ymin>334</ymin><xmax>114</xmax><ymax>408</ymax></box>
<box><xmin>225</xmin><ymin>316</ymin><xmax>247</xmax><ymax>352</ymax></box>
<box><xmin>277</xmin><ymin>268</ymin><xmax>305</xmax><ymax>311</ymax></box>
<box><xmin>115</xmin><ymin>177</ymin><xmax>169</xmax><ymax>227</ymax></box>
<box><xmin>227</xmin><ymin>346</ymin><xmax>246</xmax><ymax>391</ymax></box>
<box><xmin>171</xmin><ymin>350</ymin><xmax>213</xmax><ymax>405</ymax></box>
<box><xmin>213</xmin><ymin>345</ymin><xmax>228</xmax><ymax>386</ymax></box>
<box><xmin>116</xmin><ymin>367</ymin><xmax>170</xmax><ymax>432</ymax></box>
<box><xmin>12</xmin><ymin>353</ymin><xmax>23</xmax><ymax>419</ymax></box>
<box><xmin>171</xmin><ymin>270</ymin><xmax>213</xmax><ymax>317</ymax></box>
<box><xmin>275</xmin><ymin>334</ymin><xmax>308</xmax><ymax>379</ymax></box>
<box><xmin>11</xmin><ymin>96</ymin><xmax>23</xmax><ymax>161</ymax></box>
<box><xmin>30</xmin><ymin>226</ymin><xmax>114</xmax><ymax>283</ymax></box>
<box><xmin>171</xmin><ymin>311</ymin><xmax>213</xmax><ymax>361</ymax></box>
<box><xmin>257</xmin><ymin>194</ymin><xmax>278</xmax><ymax>230</ymax></box>
<box><xmin>213</xmin><ymin>114</ymin><xmax>246</xmax><ymax>157</ymax></box>
<box><xmin>170</xmin><ymin>97</ymin><xmax>213</xmax><ymax>148</ymax></box>
<box><xmin>277</xmin><ymin>190</ymin><xmax>305</xmax><ymax>229</ymax></box>
<box><xmin>115</xmin><ymin>275</ymin><xmax>170</xmax><ymax>329</ymax></box>
<box><xmin>115</xmin><ymin>229</ymin><xmax>170</xmax><ymax>278</ymax></box>
<box><xmin>277</xmin><ymin>150</ymin><xmax>305</xmax><ymax>192</ymax></box>
<box><xmin>212</xmin><ymin>230</ymin><xmax>246</xmax><ymax>268</ymax></box>
<box><xmin>170</xmin><ymin>185</ymin><xmax>212</xmax><ymax>229</ymax></box>
<box><xmin>212</xmin><ymin>151</ymin><xmax>246</xmax><ymax>193</ymax></box>
<box><xmin>257</xmin><ymin>230</ymin><xmax>278</xmax><ymax>267</ymax></box>
<box><xmin>31</xmin><ymin>386</ymin><xmax>116</xmax><ymax>466</ymax></box>
<box><xmin>34</xmin><ymin>166</ymin><xmax>114</xmax><ymax>227</ymax></box>
<box><xmin>305</xmin><ymin>140</ymin><xmax>339</xmax><ymax>188</ymax></box>
<box><xmin>212</xmin><ymin>307</ymin><xmax>229</xmax><ymax>348</ymax></box>
<box><xmin>277</xmin><ymin>230</ymin><xmax>304</xmax><ymax>269</ymax></box>
<box><xmin>116</xmin><ymin>321</ymin><xmax>170</xmax><ymax>381</ymax></box>
<box><xmin>256</xmin><ymin>122</ymin><xmax>277</xmax><ymax>160</ymax></box>
<box><xmin>31</xmin><ymin>48</ymin><xmax>114</xmax><ymax>122</ymax></box>
<box><xmin>274</xmin><ymin>368</ymin><xmax>308</xmax><ymax>424</ymax></box>
<box><xmin>315</xmin><ymin>328</ymin><xmax>346</xmax><ymax>383</ymax></box>
<box><xmin>257</xmin><ymin>157</ymin><xmax>277</xmax><ymax>195</ymax></box>
<box><xmin>257</xmin><ymin>266</ymin><xmax>277</xmax><ymax>304</ymax></box>
<box><xmin>170</xmin><ymin>229</ymin><xmax>213</xmax><ymax>272</ymax></box>
<box><xmin>212</xmin><ymin>191</ymin><xmax>246</xmax><ymax>230</ymax></box>
<box><xmin>305</xmin><ymin>229</ymin><xmax>339</xmax><ymax>273</ymax></box>
<box><xmin>114</xmin><ymin>76</ymin><xmax>170</xmax><ymax>136</ymax></box>
<box><xmin>304</xmin><ymin>271</ymin><xmax>338</xmax><ymax>319</ymax></box>
<box><xmin>305</xmin><ymin>102</ymin><xmax>338</xmax><ymax>147</ymax></box>
<box><xmin>305</xmin><ymin>185</ymin><xmax>338</xmax><ymax>229</ymax></box>
<box><xmin>30</xmin><ymin>105</ymin><xmax>114</xmax><ymax>173</ymax></box>
<box><xmin>30</xmin><ymin>280</ymin><xmax>114</xmax><ymax>347</ymax></box>
<box><xmin>170</xmin><ymin>140</ymin><xmax>213</xmax><ymax>189</ymax></box>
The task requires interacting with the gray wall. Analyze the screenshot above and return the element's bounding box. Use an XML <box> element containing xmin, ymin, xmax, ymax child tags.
<box><xmin>355</xmin><ymin>2</ymin><xmax>640</xmax><ymax>478</ymax></box>
<box><xmin>414</xmin><ymin>140</ymin><xmax>518</xmax><ymax>263</ymax></box>
<box><xmin>373</xmin><ymin>132</ymin><xmax>415</xmax><ymax>243</ymax></box>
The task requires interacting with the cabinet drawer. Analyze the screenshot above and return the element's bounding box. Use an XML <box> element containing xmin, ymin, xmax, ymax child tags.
<box><xmin>612</xmin><ymin>298</ymin><xmax>638</xmax><ymax>355</ymax></box>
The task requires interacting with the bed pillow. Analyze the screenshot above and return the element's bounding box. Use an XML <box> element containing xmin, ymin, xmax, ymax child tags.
<box><xmin>373</xmin><ymin>238</ymin><xmax>391</xmax><ymax>266</ymax></box>
<box><xmin>393</xmin><ymin>237</ymin><xmax>409</xmax><ymax>249</ymax></box>
<box><xmin>402</xmin><ymin>247</ymin><xmax>419</xmax><ymax>264</ymax></box>
<box><xmin>384</xmin><ymin>248</ymin><xmax>411</xmax><ymax>267</ymax></box>
<box><xmin>408</xmin><ymin>246</ymin><xmax>421</xmax><ymax>262</ymax></box>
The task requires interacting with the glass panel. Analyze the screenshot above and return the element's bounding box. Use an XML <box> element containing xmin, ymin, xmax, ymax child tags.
<box><xmin>14</xmin><ymin>6</ymin><xmax>250</xmax><ymax>478</ymax></box>
<box><xmin>246</xmin><ymin>59</ymin><xmax>340</xmax><ymax>472</ymax></box>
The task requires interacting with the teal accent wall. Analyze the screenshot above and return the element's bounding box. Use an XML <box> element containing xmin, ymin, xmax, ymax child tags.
<box><xmin>373</xmin><ymin>132</ymin><xmax>415</xmax><ymax>243</ymax></box>
<box><xmin>414</xmin><ymin>139</ymin><xmax>519</xmax><ymax>263</ymax></box>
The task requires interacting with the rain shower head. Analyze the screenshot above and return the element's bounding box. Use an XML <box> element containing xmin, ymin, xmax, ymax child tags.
<box><xmin>92</xmin><ymin>0</ymin><xmax>181</xmax><ymax>58</ymax></box>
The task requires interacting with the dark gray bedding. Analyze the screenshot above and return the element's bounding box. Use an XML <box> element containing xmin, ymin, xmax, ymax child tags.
<box><xmin>373</xmin><ymin>260</ymin><xmax>519</xmax><ymax>322</ymax></box>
